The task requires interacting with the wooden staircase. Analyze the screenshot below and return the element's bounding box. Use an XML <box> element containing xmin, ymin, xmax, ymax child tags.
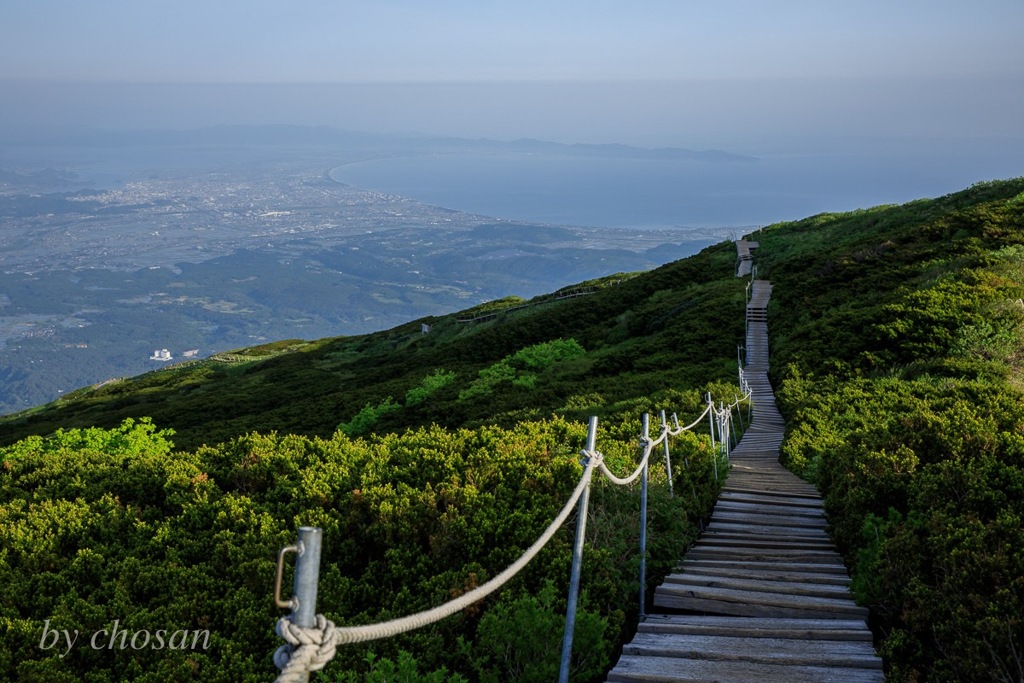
<box><xmin>604</xmin><ymin>281</ymin><xmax>884</xmax><ymax>682</ymax></box>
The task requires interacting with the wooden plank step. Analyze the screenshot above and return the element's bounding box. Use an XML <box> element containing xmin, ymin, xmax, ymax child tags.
<box><xmin>724</xmin><ymin>469</ymin><xmax>812</xmax><ymax>478</ymax></box>
<box><xmin>720</xmin><ymin>485</ymin><xmax>821</xmax><ymax>501</ymax></box>
<box><xmin>700</xmin><ymin>528</ymin><xmax>833</xmax><ymax>544</ymax></box>
<box><xmin>723</xmin><ymin>481</ymin><xmax>815</xmax><ymax>493</ymax></box>
<box><xmin>683</xmin><ymin>547</ymin><xmax>844</xmax><ymax>564</ymax></box>
<box><xmin>622</xmin><ymin>632</ymin><xmax>883</xmax><ymax>669</ymax></box>
<box><xmin>718</xmin><ymin>491</ymin><xmax>823</xmax><ymax>509</ymax></box>
<box><xmin>704</xmin><ymin>524</ymin><xmax>831</xmax><ymax>532</ymax></box>
<box><xmin>675</xmin><ymin>559</ymin><xmax>851</xmax><ymax>576</ymax></box>
<box><xmin>698</xmin><ymin>529</ymin><xmax>833</xmax><ymax>543</ymax></box>
<box><xmin>693</xmin><ymin>535</ymin><xmax>837</xmax><ymax>552</ymax></box>
<box><xmin>712</xmin><ymin>501</ymin><xmax>826</xmax><ymax>518</ymax></box>
<box><xmin>654</xmin><ymin>583</ymin><xmax>869</xmax><ymax>619</ymax></box>
<box><xmin>710</xmin><ymin>512</ymin><xmax>828</xmax><ymax>529</ymax></box>
<box><xmin>707</xmin><ymin>512</ymin><xmax>829</xmax><ymax>523</ymax></box>
<box><xmin>638</xmin><ymin>615</ymin><xmax>872</xmax><ymax>641</ymax></box>
<box><xmin>673</xmin><ymin>563</ymin><xmax>851</xmax><ymax>586</ymax></box>
<box><xmin>703</xmin><ymin>522</ymin><xmax>828</xmax><ymax>539</ymax></box>
<box><xmin>713</xmin><ymin>505</ymin><xmax>827</xmax><ymax>520</ymax></box>
<box><xmin>601</xmin><ymin>279</ymin><xmax>883</xmax><ymax>682</ymax></box>
<box><xmin>606</xmin><ymin>655</ymin><xmax>885</xmax><ymax>682</ymax></box>
<box><xmin>662</xmin><ymin>573</ymin><xmax>855</xmax><ymax>600</ymax></box>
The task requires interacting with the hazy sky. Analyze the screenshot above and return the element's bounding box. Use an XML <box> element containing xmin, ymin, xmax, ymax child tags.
<box><xmin>1</xmin><ymin>0</ymin><xmax>1023</xmax><ymax>150</ymax></box>
<box><xmin>3</xmin><ymin>0</ymin><xmax>1023</xmax><ymax>82</ymax></box>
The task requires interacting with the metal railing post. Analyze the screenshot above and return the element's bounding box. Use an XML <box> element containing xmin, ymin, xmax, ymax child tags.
<box><xmin>558</xmin><ymin>416</ymin><xmax>597</xmax><ymax>683</ymax></box>
<box><xmin>719</xmin><ymin>402</ymin><xmax>730</xmax><ymax>464</ymax></box>
<box><xmin>639</xmin><ymin>414</ymin><xmax>650</xmax><ymax>620</ymax></box>
<box><xmin>274</xmin><ymin>526</ymin><xmax>323</xmax><ymax>683</ymax></box>
<box><xmin>292</xmin><ymin>527</ymin><xmax>323</xmax><ymax>631</ymax></box>
<box><xmin>734</xmin><ymin>394</ymin><xmax>745</xmax><ymax>433</ymax></box>
<box><xmin>660</xmin><ymin>410</ymin><xmax>674</xmax><ymax>498</ymax></box>
<box><xmin>707</xmin><ymin>394</ymin><xmax>718</xmax><ymax>481</ymax></box>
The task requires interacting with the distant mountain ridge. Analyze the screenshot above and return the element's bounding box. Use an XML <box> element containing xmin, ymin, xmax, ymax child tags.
<box><xmin>4</xmin><ymin>123</ymin><xmax>756</xmax><ymax>162</ymax></box>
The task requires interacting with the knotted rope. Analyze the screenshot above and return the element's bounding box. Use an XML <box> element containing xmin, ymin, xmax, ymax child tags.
<box><xmin>274</xmin><ymin>614</ymin><xmax>339</xmax><ymax>683</ymax></box>
<box><xmin>271</xmin><ymin>396</ymin><xmax>751</xmax><ymax>681</ymax></box>
<box><xmin>273</xmin><ymin>457</ymin><xmax>597</xmax><ymax>681</ymax></box>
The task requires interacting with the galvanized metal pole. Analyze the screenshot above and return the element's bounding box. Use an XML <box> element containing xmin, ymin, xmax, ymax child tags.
<box><xmin>558</xmin><ymin>416</ymin><xmax>597</xmax><ymax>683</ymax></box>
<box><xmin>292</xmin><ymin>526</ymin><xmax>323</xmax><ymax>683</ymax></box>
<box><xmin>707</xmin><ymin>394</ymin><xmax>717</xmax><ymax>480</ymax></box>
<box><xmin>745</xmin><ymin>281</ymin><xmax>750</xmax><ymax>341</ymax></box>
<box><xmin>639</xmin><ymin>414</ymin><xmax>650</xmax><ymax>620</ymax></box>
<box><xmin>720</xmin><ymin>402</ymin><xmax>730</xmax><ymax>463</ymax></box>
<box><xmin>660</xmin><ymin>410</ymin><xmax>674</xmax><ymax>498</ymax></box>
<box><xmin>707</xmin><ymin>393</ymin><xmax>715</xmax><ymax>452</ymax></box>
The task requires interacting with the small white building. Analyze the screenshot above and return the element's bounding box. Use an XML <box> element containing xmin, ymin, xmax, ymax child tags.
<box><xmin>150</xmin><ymin>349</ymin><xmax>172</xmax><ymax>361</ymax></box>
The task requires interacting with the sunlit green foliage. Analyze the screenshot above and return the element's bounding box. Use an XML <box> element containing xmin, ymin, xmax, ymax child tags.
<box><xmin>405</xmin><ymin>370</ymin><xmax>457</xmax><ymax>406</ymax></box>
<box><xmin>0</xmin><ymin>240</ymin><xmax>744</xmax><ymax>451</ymax></box>
<box><xmin>458</xmin><ymin>339</ymin><xmax>586</xmax><ymax>400</ymax></box>
<box><xmin>334</xmin><ymin>650</ymin><xmax>468</xmax><ymax>683</ymax></box>
<box><xmin>7</xmin><ymin>177</ymin><xmax>1024</xmax><ymax>680</ymax></box>
<box><xmin>337</xmin><ymin>397</ymin><xmax>401</xmax><ymax>437</ymax></box>
<box><xmin>1</xmin><ymin>407</ymin><xmax>724</xmax><ymax>681</ymax></box>
<box><xmin>766</xmin><ymin>177</ymin><xmax>1024</xmax><ymax>681</ymax></box>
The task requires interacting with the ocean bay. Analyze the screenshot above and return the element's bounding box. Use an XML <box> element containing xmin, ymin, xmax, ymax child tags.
<box><xmin>329</xmin><ymin>146</ymin><xmax>1023</xmax><ymax>230</ymax></box>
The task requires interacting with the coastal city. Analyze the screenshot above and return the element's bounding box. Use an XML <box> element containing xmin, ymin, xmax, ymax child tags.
<box><xmin>0</xmin><ymin>157</ymin><xmax>736</xmax><ymax>414</ymax></box>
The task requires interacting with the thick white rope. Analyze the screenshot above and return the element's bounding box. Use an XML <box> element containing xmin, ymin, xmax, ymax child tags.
<box><xmin>595</xmin><ymin>440</ymin><xmax>656</xmax><ymax>486</ymax></box>
<box><xmin>274</xmin><ymin>615</ymin><xmax>338</xmax><ymax>682</ymax></box>
<box><xmin>273</xmin><ymin>457</ymin><xmax>599</xmax><ymax>680</ymax></box>
<box><xmin>675</xmin><ymin>403</ymin><xmax>712</xmax><ymax>433</ymax></box>
<box><xmin>272</xmin><ymin>398</ymin><xmax>740</xmax><ymax>680</ymax></box>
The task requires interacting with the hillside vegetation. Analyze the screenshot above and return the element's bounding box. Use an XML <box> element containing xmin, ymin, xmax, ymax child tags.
<box><xmin>1</xmin><ymin>237</ymin><xmax>747</xmax><ymax>681</ymax></box>
<box><xmin>0</xmin><ymin>256</ymin><xmax>745</xmax><ymax>452</ymax></box>
<box><xmin>2</xmin><ymin>177</ymin><xmax>1024</xmax><ymax>681</ymax></box>
<box><xmin>760</xmin><ymin>178</ymin><xmax>1024</xmax><ymax>682</ymax></box>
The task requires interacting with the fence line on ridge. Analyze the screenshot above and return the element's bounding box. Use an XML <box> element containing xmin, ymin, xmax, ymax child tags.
<box><xmin>270</xmin><ymin>385</ymin><xmax>752</xmax><ymax>683</ymax></box>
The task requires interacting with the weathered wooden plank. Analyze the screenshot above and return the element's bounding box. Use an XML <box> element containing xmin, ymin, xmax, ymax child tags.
<box><xmin>720</xmin><ymin>485</ymin><xmax>822</xmax><ymax>500</ymax></box>
<box><xmin>712</xmin><ymin>502</ymin><xmax>826</xmax><ymax>518</ymax></box>
<box><xmin>638</xmin><ymin>615</ymin><xmax>873</xmax><ymax>641</ymax></box>
<box><xmin>655</xmin><ymin>580</ymin><xmax>865</xmax><ymax>611</ymax></box>
<box><xmin>702</xmin><ymin>522</ymin><xmax>829</xmax><ymax>538</ymax></box>
<box><xmin>602</xmin><ymin>279</ymin><xmax>883</xmax><ymax>681</ymax></box>
<box><xmin>715</xmin><ymin>496</ymin><xmax>824</xmax><ymax>511</ymax></box>
<box><xmin>671</xmin><ymin>563</ymin><xmax>852</xmax><ymax>586</ymax></box>
<box><xmin>662</xmin><ymin>573</ymin><xmax>855</xmax><ymax>600</ymax></box>
<box><xmin>710</xmin><ymin>511</ymin><xmax>828</xmax><ymax>529</ymax></box>
<box><xmin>683</xmin><ymin>547</ymin><xmax>844</xmax><ymax>564</ymax></box>
<box><xmin>675</xmin><ymin>559</ymin><xmax>851</xmax><ymax>575</ymax></box>
<box><xmin>655</xmin><ymin>583</ymin><xmax>868</xmax><ymax>620</ymax></box>
<box><xmin>696</xmin><ymin>535</ymin><xmax>836</xmax><ymax>551</ymax></box>
<box><xmin>656</xmin><ymin>573</ymin><xmax>868</xmax><ymax>618</ymax></box>
<box><xmin>623</xmin><ymin>632</ymin><xmax>883</xmax><ymax>669</ymax></box>
<box><xmin>697</xmin><ymin>532</ymin><xmax>835</xmax><ymax>547</ymax></box>
<box><xmin>606</xmin><ymin>655</ymin><xmax>885</xmax><ymax>683</ymax></box>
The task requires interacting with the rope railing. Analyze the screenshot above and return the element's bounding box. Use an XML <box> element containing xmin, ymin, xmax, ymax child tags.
<box><xmin>271</xmin><ymin>390</ymin><xmax>753</xmax><ymax>683</ymax></box>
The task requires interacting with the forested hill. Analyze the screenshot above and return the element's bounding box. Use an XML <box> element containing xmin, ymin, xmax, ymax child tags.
<box><xmin>2</xmin><ymin>177</ymin><xmax>1023</xmax><ymax>682</ymax></box>
<box><xmin>757</xmin><ymin>177</ymin><xmax>1024</xmax><ymax>681</ymax></box>
<box><xmin>0</xmin><ymin>239</ymin><xmax>747</xmax><ymax>452</ymax></box>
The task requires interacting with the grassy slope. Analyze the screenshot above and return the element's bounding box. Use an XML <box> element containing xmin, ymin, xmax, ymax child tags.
<box><xmin>4</xmin><ymin>177</ymin><xmax>1024</xmax><ymax>680</ymax></box>
<box><xmin>758</xmin><ymin>178</ymin><xmax>1024</xmax><ymax>682</ymax></box>
<box><xmin>0</xmin><ymin>247</ymin><xmax>746</xmax><ymax>452</ymax></box>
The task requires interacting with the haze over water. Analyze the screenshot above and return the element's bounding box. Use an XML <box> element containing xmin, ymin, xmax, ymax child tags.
<box><xmin>2</xmin><ymin>2</ymin><xmax>1022</xmax><ymax>229</ymax></box>
<box><xmin>328</xmin><ymin>142</ymin><xmax>1024</xmax><ymax>230</ymax></box>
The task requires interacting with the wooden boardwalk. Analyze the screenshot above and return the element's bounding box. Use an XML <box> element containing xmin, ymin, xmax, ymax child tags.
<box><xmin>605</xmin><ymin>281</ymin><xmax>884</xmax><ymax>682</ymax></box>
<box><xmin>735</xmin><ymin>240</ymin><xmax>759</xmax><ymax>277</ymax></box>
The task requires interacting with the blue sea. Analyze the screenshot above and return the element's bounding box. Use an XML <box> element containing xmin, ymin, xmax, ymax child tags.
<box><xmin>329</xmin><ymin>147</ymin><xmax>1023</xmax><ymax>230</ymax></box>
